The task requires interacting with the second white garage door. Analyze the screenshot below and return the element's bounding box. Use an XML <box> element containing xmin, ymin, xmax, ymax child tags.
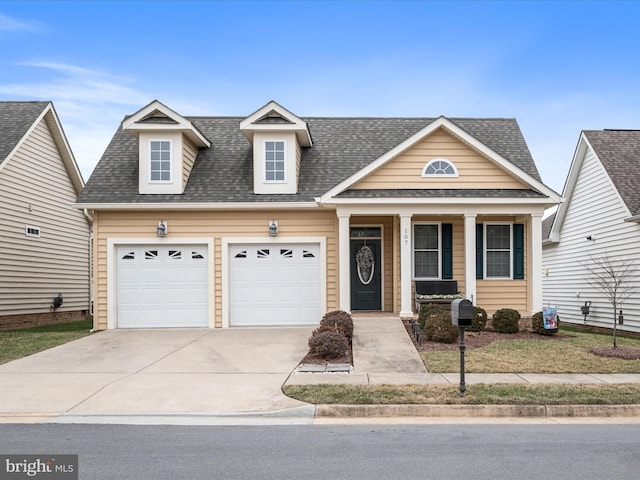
<box><xmin>229</xmin><ymin>243</ymin><xmax>321</xmax><ymax>326</ymax></box>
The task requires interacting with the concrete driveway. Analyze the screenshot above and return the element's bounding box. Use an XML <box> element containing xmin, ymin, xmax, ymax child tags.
<box><xmin>0</xmin><ymin>327</ymin><xmax>315</xmax><ymax>424</ymax></box>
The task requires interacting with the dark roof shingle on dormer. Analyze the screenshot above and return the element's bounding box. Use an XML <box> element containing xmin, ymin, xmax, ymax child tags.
<box><xmin>584</xmin><ymin>130</ymin><xmax>640</xmax><ymax>216</ymax></box>
<box><xmin>77</xmin><ymin>115</ymin><xmax>542</xmax><ymax>204</ymax></box>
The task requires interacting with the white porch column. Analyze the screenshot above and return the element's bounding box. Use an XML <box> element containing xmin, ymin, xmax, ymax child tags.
<box><xmin>530</xmin><ymin>213</ymin><xmax>543</xmax><ymax>314</ymax></box>
<box><xmin>399</xmin><ymin>214</ymin><xmax>413</xmax><ymax>318</ymax></box>
<box><xmin>338</xmin><ymin>213</ymin><xmax>351</xmax><ymax>313</ymax></box>
<box><xmin>464</xmin><ymin>214</ymin><xmax>477</xmax><ymax>304</ymax></box>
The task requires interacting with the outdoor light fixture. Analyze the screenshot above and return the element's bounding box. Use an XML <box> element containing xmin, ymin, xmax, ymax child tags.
<box><xmin>586</xmin><ymin>235</ymin><xmax>595</xmax><ymax>241</ymax></box>
<box><xmin>157</xmin><ymin>221</ymin><xmax>168</xmax><ymax>237</ymax></box>
<box><xmin>269</xmin><ymin>220</ymin><xmax>278</xmax><ymax>236</ymax></box>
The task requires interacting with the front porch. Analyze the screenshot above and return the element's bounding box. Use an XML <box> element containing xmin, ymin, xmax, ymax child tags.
<box><xmin>336</xmin><ymin>207</ymin><xmax>544</xmax><ymax>318</ymax></box>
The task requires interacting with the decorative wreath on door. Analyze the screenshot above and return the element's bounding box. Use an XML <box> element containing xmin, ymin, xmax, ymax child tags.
<box><xmin>356</xmin><ymin>245</ymin><xmax>375</xmax><ymax>285</ymax></box>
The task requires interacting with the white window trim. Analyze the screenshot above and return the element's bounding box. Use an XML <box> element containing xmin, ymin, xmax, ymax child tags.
<box><xmin>484</xmin><ymin>222</ymin><xmax>513</xmax><ymax>280</ymax></box>
<box><xmin>263</xmin><ymin>139</ymin><xmax>287</xmax><ymax>183</ymax></box>
<box><xmin>149</xmin><ymin>139</ymin><xmax>173</xmax><ymax>184</ymax></box>
<box><xmin>25</xmin><ymin>225</ymin><xmax>41</xmax><ymax>238</ymax></box>
<box><xmin>422</xmin><ymin>158</ymin><xmax>459</xmax><ymax>178</ymax></box>
<box><xmin>412</xmin><ymin>222</ymin><xmax>441</xmax><ymax>280</ymax></box>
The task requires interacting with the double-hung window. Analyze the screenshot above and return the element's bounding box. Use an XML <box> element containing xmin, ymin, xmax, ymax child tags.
<box><xmin>413</xmin><ymin>224</ymin><xmax>440</xmax><ymax>279</ymax></box>
<box><xmin>265</xmin><ymin>140</ymin><xmax>285</xmax><ymax>182</ymax></box>
<box><xmin>150</xmin><ymin>140</ymin><xmax>171</xmax><ymax>182</ymax></box>
<box><xmin>485</xmin><ymin>224</ymin><xmax>512</xmax><ymax>278</ymax></box>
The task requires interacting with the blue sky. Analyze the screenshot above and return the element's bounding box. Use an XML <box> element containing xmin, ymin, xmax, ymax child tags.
<box><xmin>1</xmin><ymin>1</ymin><xmax>639</xmax><ymax>194</ymax></box>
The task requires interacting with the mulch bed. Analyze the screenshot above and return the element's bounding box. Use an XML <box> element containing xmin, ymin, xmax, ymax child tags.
<box><xmin>403</xmin><ymin>320</ymin><xmax>640</xmax><ymax>360</ymax></box>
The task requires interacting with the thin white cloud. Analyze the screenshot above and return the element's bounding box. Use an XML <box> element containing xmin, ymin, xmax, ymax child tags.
<box><xmin>0</xmin><ymin>61</ymin><xmax>150</xmax><ymax>179</ymax></box>
<box><xmin>0</xmin><ymin>13</ymin><xmax>46</xmax><ymax>32</ymax></box>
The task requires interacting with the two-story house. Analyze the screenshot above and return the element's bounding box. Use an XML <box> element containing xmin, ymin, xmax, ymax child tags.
<box><xmin>77</xmin><ymin>100</ymin><xmax>560</xmax><ymax>330</ymax></box>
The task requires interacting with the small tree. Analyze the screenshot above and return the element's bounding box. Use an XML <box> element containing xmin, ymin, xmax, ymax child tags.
<box><xmin>583</xmin><ymin>253</ymin><xmax>635</xmax><ymax>348</ymax></box>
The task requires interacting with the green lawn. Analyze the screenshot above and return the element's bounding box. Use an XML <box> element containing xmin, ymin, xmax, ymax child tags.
<box><xmin>423</xmin><ymin>327</ymin><xmax>640</xmax><ymax>374</ymax></box>
<box><xmin>0</xmin><ymin>319</ymin><xmax>93</xmax><ymax>365</ymax></box>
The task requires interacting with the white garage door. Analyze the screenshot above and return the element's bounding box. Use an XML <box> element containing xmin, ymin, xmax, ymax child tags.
<box><xmin>230</xmin><ymin>243</ymin><xmax>321</xmax><ymax>326</ymax></box>
<box><xmin>116</xmin><ymin>245</ymin><xmax>209</xmax><ymax>328</ymax></box>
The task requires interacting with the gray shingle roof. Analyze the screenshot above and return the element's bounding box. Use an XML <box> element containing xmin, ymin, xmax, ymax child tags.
<box><xmin>337</xmin><ymin>189</ymin><xmax>547</xmax><ymax>199</ymax></box>
<box><xmin>0</xmin><ymin>101</ymin><xmax>49</xmax><ymax>165</ymax></box>
<box><xmin>78</xmin><ymin>115</ymin><xmax>542</xmax><ymax>205</ymax></box>
<box><xmin>584</xmin><ymin>130</ymin><xmax>640</xmax><ymax>216</ymax></box>
<box><xmin>542</xmin><ymin>211</ymin><xmax>556</xmax><ymax>240</ymax></box>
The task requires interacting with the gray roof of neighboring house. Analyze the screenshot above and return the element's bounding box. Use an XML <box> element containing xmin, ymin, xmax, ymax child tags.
<box><xmin>584</xmin><ymin>130</ymin><xmax>640</xmax><ymax>217</ymax></box>
<box><xmin>0</xmin><ymin>101</ymin><xmax>49</xmax><ymax>166</ymax></box>
<box><xmin>78</xmin><ymin>115</ymin><xmax>543</xmax><ymax>204</ymax></box>
<box><xmin>542</xmin><ymin>211</ymin><xmax>556</xmax><ymax>240</ymax></box>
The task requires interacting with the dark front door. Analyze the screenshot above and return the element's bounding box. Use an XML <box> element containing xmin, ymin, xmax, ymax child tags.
<box><xmin>350</xmin><ymin>238</ymin><xmax>382</xmax><ymax>310</ymax></box>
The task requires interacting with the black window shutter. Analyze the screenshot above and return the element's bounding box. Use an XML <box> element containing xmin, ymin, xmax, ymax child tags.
<box><xmin>441</xmin><ymin>223</ymin><xmax>453</xmax><ymax>279</ymax></box>
<box><xmin>513</xmin><ymin>223</ymin><xmax>524</xmax><ymax>279</ymax></box>
<box><xmin>476</xmin><ymin>223</ymin><xmax>483</xmax><ymax>279</ymax></box>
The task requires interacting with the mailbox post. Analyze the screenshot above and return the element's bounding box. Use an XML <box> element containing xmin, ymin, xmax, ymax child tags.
<box><xmin>451</xmin><ymin>299</ymin><xmax>474</xmax><ymax>397</ymax></box>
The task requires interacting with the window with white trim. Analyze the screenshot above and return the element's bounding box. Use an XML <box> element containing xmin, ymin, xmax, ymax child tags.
<box><xmin>413</xmin><ymin>224</ymin><xmax>440</xmax><ymax>279</ymax></box>
<box><xmin>25</xmin><ymin>226</ymin><xmax>41</xmax><ymax>238</ymax></box>
<box><xmin>265</xmin><ymin>140</ymin><xmax>285</xmax><ymax>181</ymax></box>
<box><xmin>150</xmin><ymin>140</ymin><xmax>171</xmax><ymax>182</ymax></box>
<box><xmin>422</xmin><ymin>158</ymin><xmax>458</xmax><ymax>177</ymax></box>
<box><xmin>485</xmin><ymin>223</ymin><xmax>512</xmax><ymax>278</ymax></box>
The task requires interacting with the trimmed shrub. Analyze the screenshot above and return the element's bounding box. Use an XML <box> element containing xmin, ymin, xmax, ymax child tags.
<box><xmin>424</xmin><ymin>311</ymin><xmax>459</xmax><ymax>344</ymax></box>
<box><xmin>321</xmin><ymin>310</ymin><xmax>354</xmax><ymax>340</ymax></box>
<box><xmin>308</xmin><ymin>330</ymin><xmax>349</xmax><ymax>359</ymax></box>
<box><xmin>532</xmin><ymin>311</ymin><xmax>560</xmax><ymax>335</ymax></box>
<box><xmin>492</xmin><ymin>308</ymin><xmax>521</xmax><ymax>333</ymax></box>
<box><xmin>418</xmin><ymin>303</ymin><xmax>446</xmax><ymax>329</ymax></box>
<box><xmin>468</xmin><ymin>306</ymin><xmax>488</xmax><ymax>332</ymax></box>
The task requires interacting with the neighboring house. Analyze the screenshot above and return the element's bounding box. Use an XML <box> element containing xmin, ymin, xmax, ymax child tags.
<box><xmin>0</xmin><ymin>101</ymin><xmax>91</xmax><ymax>329</ymax></box>
<box><xmin>543</xmin><ymin>129</ymin><xmax>640</xmax><ymax>334</ymax></box>
<box><xmin>76</xmin><ymin>100</ymin><xmax>559</xmax><ymax>330</ymax></box>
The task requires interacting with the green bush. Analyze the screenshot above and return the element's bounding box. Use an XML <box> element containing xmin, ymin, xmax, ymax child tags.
<box><xmin>492</xmin><ymin>308</ymin><xmax>521</xmax><ymax>333</ymax></box>
<box><xmin>424</xmin><ymin>312</ymin><xmax>459</xmax><ymax>344</ymax></box>
<box><xmin>468</xmin><ymin>306</ymin><xmax>488</xmax><ymax>332</ymax></box>
<box><xmin>308</xmin><ymin>330</ymin><xmax>350</xmax><ymax>359</ymax></box>
<box><xmin>418</xmin><ymin>303</ymin><xmax>446</xmax><ymax>328</ymax></box>
<box><xmin>320</xmin><ymin>310</ymin><xmax>354</xmax><ymax>340</ymax></box>
<box><xmin>531</xmin><ymin>311</ymin><xmax>560</xmax><ymax>335</ymax></box>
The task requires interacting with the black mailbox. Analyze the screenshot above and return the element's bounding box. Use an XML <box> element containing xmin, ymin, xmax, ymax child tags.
<box><xmin>451</xmin><ymin>298</ymin><xmax>473</xmax><ymax>327</ymax></box>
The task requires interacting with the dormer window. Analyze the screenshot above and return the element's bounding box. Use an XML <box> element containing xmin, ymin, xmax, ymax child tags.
<box><xmin>150</xmin><ymin>140</ymin><xmax>172</xmax><ymax>182</ymax></box>
<box><xmin>422</xmin><ymin>158</ymin><xmax>458</xmax><ymax>177</ymax></box>
<box><xmin>265</xmin><ymin>140</ymin><xmax>286</xmax><ymax>182</ymax></box>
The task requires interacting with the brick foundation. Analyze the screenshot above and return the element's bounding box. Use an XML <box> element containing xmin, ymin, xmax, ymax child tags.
<box><xmin>0</xmin><ymin>310</ymin><xmax>90</xmax><ymax>331</ymax></box>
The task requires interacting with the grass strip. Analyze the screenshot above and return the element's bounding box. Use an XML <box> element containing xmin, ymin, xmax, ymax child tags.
<box><xmin>0</xmin><ymin>319</ymin><xmax>93</xmax><ymax>365</ymax></box>
<box><xmin>423</xmin><ymin>329</ymin><xmax>640</xmax><ymax>374</ymax></box>
<box><xmin>283</xmin><ymin>383</ymin><xmax>640</xmax><ymax>405</ymax></box>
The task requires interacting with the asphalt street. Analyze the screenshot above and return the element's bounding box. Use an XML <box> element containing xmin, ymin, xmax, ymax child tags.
<box><xmin>1</xmin><ymin>424</ymin><xmax>639</xmax><ymax>480</ymax></box>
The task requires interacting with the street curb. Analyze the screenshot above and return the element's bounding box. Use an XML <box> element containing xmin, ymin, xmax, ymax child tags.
<box><xmin>315</xmin><ymin>404</ymin><xmax>640</xmax><ymax>418</ymax></box>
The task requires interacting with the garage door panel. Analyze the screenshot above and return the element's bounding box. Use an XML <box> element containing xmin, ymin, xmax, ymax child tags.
<box><xmin>117</xmin><ymin>245</ymin><xmax>209</xmax><ymax>328</ymax></box>
<box><xmin>230</xmin><ymin>243</ymin><xmax>321</xmax><ymax>326</ymax></box>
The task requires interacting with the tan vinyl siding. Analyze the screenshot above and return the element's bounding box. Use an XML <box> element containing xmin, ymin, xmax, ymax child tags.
<box><xmin>93</xmin><ymin>209</ymin><xmax>337</xmax><ymax>330</ymax></box>
<box><xmin>181</xmin><ymin>137</ymin><xmax>198</xmax><ymax>190</ymax></box>
<box><xmin>476</xmin><ymin>280</ymin><xmax>527</xmax><ymax>315</ymax></box>
<box><xmin>352</xmin><ymin>129</ymin><xmax>527</xmax><ymax>190</ymax></box>
<box><xmin>0</xmin><ymin>117</ymin><xmax>90</xmax><ymax>316</ymax></box>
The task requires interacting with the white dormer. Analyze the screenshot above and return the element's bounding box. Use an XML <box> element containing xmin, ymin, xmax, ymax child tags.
<box><xmin>122</xmin><ymin>100</ymin><xmax>210</xmax><ymax>195</ymax></box>
<box><xmin>240</xmin><ymin>101</ymin><xmax>312</xmax><ymax>195</ymax></box>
